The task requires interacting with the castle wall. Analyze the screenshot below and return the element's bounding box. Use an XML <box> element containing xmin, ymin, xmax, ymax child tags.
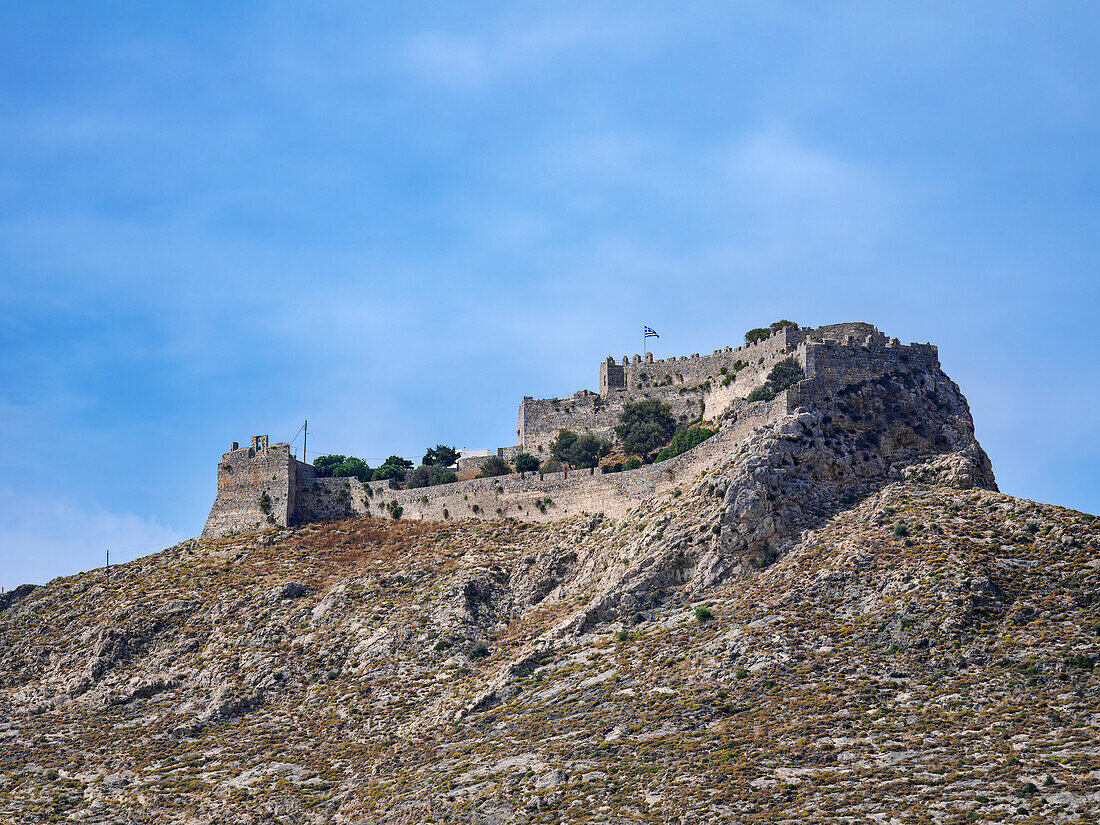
<box><xmin>519</xmin><ymin>324</ymin><xmax>819</xmax><ymax>454</ymax></box>
<box><xmin>201</xmin><ymin>321</ymin><xmax>944</xmax><ymax>539</ymax></box>
<box><xmin>518</xmin><ymin>388</ymin><xmax>705</xmax><ymax>457</ymax></box>
<box><xmin>202</xmin><ymin>439</ymin><xmax>295</xmax><ymax>538</ymax></box>
<box><xmin>290</xmin><ymin>395</ymin><xmax>786</xmax><ymax>527</ymax></box>
<box><xmin>791</xmin><ymin>339</ymin><xmax>939</xmax><ymax>407</ymax></box>
<box><xmin>613</xmin><ymin>324</ymin><xmax>801</xmax><ymax>395</ymax></box>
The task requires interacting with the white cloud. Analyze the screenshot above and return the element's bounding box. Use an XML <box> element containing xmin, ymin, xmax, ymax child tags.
<box><xmin>0</xmin><ymin>488</ymin><xmax>184</xmax><ymax>590</ymax></box>
<box><xmin>400</xmin><ymin>11</ymin><xmax>656</xmax><ymax>89</ymax></box>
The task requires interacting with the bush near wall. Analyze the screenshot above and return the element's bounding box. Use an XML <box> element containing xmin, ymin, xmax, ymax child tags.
<box><xmin>655</xmin><ymin>424</ymin><xmax>716</xmax><ymax>462</ymax></box>
<box><xmin>514</xmin><ymin>453</ymin><xmax>540</xmax><ymax>473</ymax></box>
<box><xmin>405</xmin><ymin>463</ymin><xmax>458</xmax><ymax>488</ymax></box>
<box><xmin>476</xmin><ymin>456</ymin><xmax>512</xmax><ymax>477</ymax></box>
<box><xmin>747</xmin><ymin>357</ymin><xmax>805</xmax><ymax>403</ymax></box>
<box><xmin>313</xmin><ymin>454</ymin><xmax>374</xmax><ymax>483</ymax></box>
<box><xmin>615</xmin><ymin>400</ymin><xmax>677</xmax><ymax>458</ymax></box>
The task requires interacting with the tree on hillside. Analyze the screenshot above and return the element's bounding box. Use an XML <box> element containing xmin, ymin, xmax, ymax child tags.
<box><xmin>313</xmin><ymin>454</ymin><xmax>372</xmax><ymax>483</ymax></box>
<box><xmin>615</xmin><ymin>399</ymin><xmax>676</xmax><ymax>458</ymax></box>
<box><xmin>745</xmin><ymin>327</ymin><xmax>770</xmax><ymax>344</ymax></box>
<box><xmin>566</xmin><ymin>433</ymin><xmax>612</xmax><ymax>469</ymax></box>
<box><xmin>373</xmin><ymin>455</ymin><xmax>413</xmax><ymax>483</ymax></box>
<box><xmin>476</xmin><ymin>456</ymin><xmax>512</xmax><ymax>477</ymax></box>
<box><xmin>422</xmin><ymin>444</ymin><xmax>459</xmax><ymax>467</ymax></box>
<box><xmin>337</xmin><ymin>457</ymin><xmax>373</xmax><ymax>483</ymax></box>
<box><xmin>746</xmin><ymin>357</ymin><xmax>805</xmax><ymax>403</ymax></box>
<box><xmin>514</xmin><ymin>453</ymin><xmax>540</xmax><ymax>473</ymax></box>
<box><xmin>405</xmin><ymin>463</ymin><xmax>457</xmax><ymax>488</ymax></box>
<box><xmin>313</xmin><ymin>454</ymin><xmax>346</xmax><ymax>477</ymax></box>
<box><xmin>550</xmin><ymin>430</ymin><xmax>578</xmax><ymax>464</ymax></box>
<box><xmin>767</xmin><ymin>357</ymin><xmax>804</xmax><ymax>391</ymax></box>
<box><xmin>655</xmin><ymin>424</ymin><xmax>716</xmax><ymax>462</ymax></box>
<box><xmin>769</xmin><ymin>319</ymin><xmax>798</xmax><ymax>331</ymax></box>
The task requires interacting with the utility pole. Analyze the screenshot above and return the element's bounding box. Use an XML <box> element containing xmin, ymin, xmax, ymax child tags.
<box><xmin>303</xmin><ymin>420</ymin><xmax>308</xmax><ymax>464</ymax></box>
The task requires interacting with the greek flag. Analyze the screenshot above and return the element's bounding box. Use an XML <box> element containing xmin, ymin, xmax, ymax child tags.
<box><xmin>644</xmin><ymin>326</ymin><xmax>659</xmax><ymax>339</ymax></box>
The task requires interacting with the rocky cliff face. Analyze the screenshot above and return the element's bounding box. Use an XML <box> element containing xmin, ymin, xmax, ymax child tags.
<box><xmin>3</xmin><ymin>366</ymin><xmax>1097</xmax><ymax>825</ymax></box>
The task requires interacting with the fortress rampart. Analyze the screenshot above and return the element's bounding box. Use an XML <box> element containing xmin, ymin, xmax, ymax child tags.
<box><xmin>515</xmin><ymin>322</ymin><xmax>887</xmax><ymax>456</ymax></box>
<box><xmin>202</xmin><ymin>436</ymin><xmax>300</xmax><ymax>537</ymax></box>
<box><xmin>202</xmin><ymin>321</ymin><xmax>943</xmax><ymax>538</ymax></box>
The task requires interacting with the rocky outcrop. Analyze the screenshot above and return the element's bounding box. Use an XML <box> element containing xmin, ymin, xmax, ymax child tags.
<box><xmin>16</xmin><ymin>352</ymin><xmax>1099</xmax><ymax>825</ymax></box>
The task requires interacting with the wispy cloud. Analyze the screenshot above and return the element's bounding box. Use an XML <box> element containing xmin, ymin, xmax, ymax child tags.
<box><xmin>0</xmin><ymin>487</ymin><xmax>184</xmax><ymax>590</ymax></box>
<box><xmin>400</xmin><ymin>10</ymin><xmax>657</xmax><ymax>89</ymax></box>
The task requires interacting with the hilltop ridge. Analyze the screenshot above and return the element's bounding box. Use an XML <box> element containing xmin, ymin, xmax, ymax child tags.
<box><xmin>1</xmin><ymin>461</ymin><xmax>1096</xmax><ymax>822</ymax></box>
<box><xmin>3</xmin><ymin>322</ymin><xmax>1097</xmax><ymax>824</ymax></box>
<box><xmin>203</xmin><ymin>321</ymin><xmax>979</xmax><ymax>540</ymax></box>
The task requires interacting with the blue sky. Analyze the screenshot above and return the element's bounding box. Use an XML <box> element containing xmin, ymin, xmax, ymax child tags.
<box><xmin>2</xmin><ymin>2</ymin><xmax>1098</xmax><ymax>589</ymax></box>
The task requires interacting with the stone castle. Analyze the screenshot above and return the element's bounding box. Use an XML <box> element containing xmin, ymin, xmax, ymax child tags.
<box><xmin>203</xmin><ymin>322</ymin><xmax>940</xmax><ymax>538</ymax></box>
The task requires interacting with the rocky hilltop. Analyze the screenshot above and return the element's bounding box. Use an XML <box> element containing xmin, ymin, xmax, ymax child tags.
<box><xmin>2</xmin><ymin>342</ymin><xmax>1098</xmax><ymax>824</ymax></box>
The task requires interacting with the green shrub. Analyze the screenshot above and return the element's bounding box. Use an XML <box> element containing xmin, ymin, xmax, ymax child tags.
<box><xmin>1066</xmin><ymin>654</ymin><xmax>1094</xmax><ymax>669</ymax></box>
<box><xmin>476</xmin><ymin>456</ymin><xmax>512</xmax><ymax>477</ymax></box>
<box><xmin>406</xmin><ymin>463</ymin><xmax>457</xmax><ymax>488</ymax></box>
<box><xmin>258</xmin><ymin>492</ymin><xmax>272</xmax><ymax>514</ymax></box>
<box><xmin>422</xmin><ymin>445</ymin><xmax>459</xmax><ymax>467</ymax></box>
<box><xmin>514</xmin><ymin>452</ymin><xmax>540</xmax><ymax>473</ymax></box>
<box><xmin>744</xmin><ymin>327</ymin><xmax>770</xmax><ymax>344</ymax></box>
<box><xmin>694</xmin><ymin>605</ymin><xmax>714</xmax><ymax>622</ymax></box>
<box><xmin>469</xmin><ymin>641</ymin><xmax>489</xmax><ymax>659</ymax></box>
<box><xmin>616</xmin><ymin>399</ymin><xmax>677</xmax><ymax>458</ymax></box>
<box><xmin>655</xmin><ymin>424</ymin><xmax>716</xmax><ymax>462</ymax></box>
<box><xmin>566</xmin><ymin>433</ymin><xmax>611</xmax><ymax>468</ymax></box>
<box><xmin>623</xmin><ymin>456</ymin><xmax>642</xmax><ymax>471</ymax></box>
<box><xmin>314</xmin><ymin>454</ymin><xmax>373</xmax><ymax>483</ymax></box>
<box><xmin>549</xmin><ymin>430</ymin><xmax>578</xmax><ymax>463</ymax></box>
<box><xmin>373</xmin><ymin>456</ymin><xmax>413</xmax><ymax>483</ymax></box>
<box><xmin>893</xmin><ymin>522</ymin><xmax>909</xmax><ymax>537</ymax></box>
<box><xmin>386</xmin><ymin>500</ymin><xmax>403</xmax><ymax>520</ymax></box>
<box><xmin>539</xmin><ymin>458</ymin><xmax>563</xmax><ymax>474</ymax></box>
<box><xmin>434</xmin><ymin>639</ymin><xmax>452</xmax><ymax>652</ymax></box>
<box><xmin>746</xmin><ymin>357</ymin><xmax>804</xmax><ymax>402</ymax></box>
<box><xmin>768</xmin><ymin>357</ymin><xmax>804</xmax><ymax>391</ymax></box>
<box><xmin>769</xmin><ymin>319</ymin><xmax>798</xmax><ymax>331</ymax></box>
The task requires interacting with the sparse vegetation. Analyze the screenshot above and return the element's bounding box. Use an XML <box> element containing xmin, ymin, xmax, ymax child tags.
<box><xmin>314</xmin><ymin>454</ymin><xmax>374</xmax><ymax>483</ymax></box>
<box><xmin>405</xmin><ymin>463</ymin><xmax>458</xmax><ymax>488</ymax></box>
<box><xmin>747</xmin><ymin>357</ymin><xmax>805</xmax><ymax>403</ymax></box>
<box><xmin>513</xmin><ymin>453</ymin><xmax>540</xmax><ymax>473</ymax></box>
<box><xmin>476</xmin><ymin>456</ymin><xmax>512</xmax><ymax>478</ymax></box>
<box><xmin>655</xmin><ymin>423</ymin><xmax>716</xmax><ymax>462</ymax></box>
<box><xmin>616</xmin><ymin>399</ymin><xmax>677</xmax><ymax>458</ymax></box>
<box><xmin>372</xmin><ymin>456</ymin><xmax>413</xmax><ymax>483</ymax></box>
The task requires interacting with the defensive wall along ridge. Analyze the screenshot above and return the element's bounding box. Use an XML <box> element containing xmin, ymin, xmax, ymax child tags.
<box><xmin>202</xmin><ymin>322</ymin><xmax>940</xmax><ymax>538</ymax></box>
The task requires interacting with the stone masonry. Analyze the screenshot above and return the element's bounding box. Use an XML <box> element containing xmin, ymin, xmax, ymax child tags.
<box><xmin>202</xmin><ymin>322</ymin><xmax>944</xmax><ymax>538</ymax></box>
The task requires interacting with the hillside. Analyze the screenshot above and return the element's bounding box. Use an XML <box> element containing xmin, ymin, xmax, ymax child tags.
<box><xmin>2</xmin><ymin>473</ymin><xmax>1098</xmax><ymax>823</ymax></box>
<box><xmin>3</xmin><ymin>363</ymin><xmax>1098</xmax><ymax>823</ymax></box>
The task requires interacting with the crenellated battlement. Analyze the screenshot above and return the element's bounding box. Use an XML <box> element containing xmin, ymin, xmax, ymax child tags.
<box><xmin>528</xmin><ymin>322</ymin><xmax>922</xmax><ymax>456</ymax></box>
<box><xmin>203</xmin><ymin>321</ymin><xmax>948</xmax><ymax>538</ymax></box>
